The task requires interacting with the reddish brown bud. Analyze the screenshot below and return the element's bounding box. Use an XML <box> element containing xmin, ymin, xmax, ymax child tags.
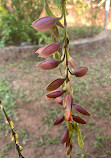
<box><xmin>37</xmin><ymin>59</ymin><xmax>60</xmax><ymax>70</ymax></box>
<box><xmin>65</xmin><ymin>93</ymin><xmax>72</xmax><ymax>110</ymax></box>
<box><xmin>73</xmin><ymin>67</ymin><xmax>88</xmax><ymax>77</ymax></box>
<box><xmin>74</xmin><ymin>104</ymin><xmax>90</xmax><ymax>116</ymax></box>
<box><xmin>61</xmin><ymin>129</ymin><xmax>69</xmax><ymax>144</ymax></box>
<box><xmin>72</xmin><ymin>115</ymin><xmax>86</xmax><ymax>124</ymax></box>
<box><xmin>32</xmin><ymin>16</ymin><xmax>59</xmax><ymax>31</ymax></box>
<box><xmin>68</xmin><ymin>58</ymin><xmax>75</xmax><ymax>69</ymax></box>
<box><xmin>46</xmin><ymin>78</ymin><xmax>65</xmax><ymax>91</ymax></box>
<box><xmin>66</xmin><ymin>138</ymin><xmax>70</xmax><ymax>147</ymax></box>
<box><xmin>54</xmin><ymin>115</ymin><xmax>64</xmax><ymax>125</ymax></box>
<box><xmin>66</xmin><ymin>110</ymin><xmax>71</xmax><ymax>121</ymax></box>
<box><xmin>55</xmin><ymin>97</ymin><xmax>63</xmax><ymax>105</ymax></box>
<box><xmin>36</xmin><ymin>42</ymin><xmax>60</xmax><ymax>58</ymax></box>
<box><xmin>47</xmin><ymin>90</ymin><xmax>66</xmax><ymax>98</ymax></box>
<box><xmin>65</xmin><ymin>94</ymin><xmax>72</xmax><ymax>121</ymax></box>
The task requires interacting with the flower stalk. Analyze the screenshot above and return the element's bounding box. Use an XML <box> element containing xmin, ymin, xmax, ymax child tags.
<box><xmin>0</xmin><ymin>100</ymin><xmax>24</xmax><ymax>158</ymax></box>
<box><xmin>32</xmin><ymin>0</ymin><xmax>90</xmax><ymax>157</ymax></box>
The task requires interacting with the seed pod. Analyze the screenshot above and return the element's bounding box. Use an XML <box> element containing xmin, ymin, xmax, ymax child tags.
<box><xmin>32</xmin><ymin>16</ymin><xmax>60</xmax><ymax>31</ymax></box>
<box><xmin>61</xmin><ymin>129</ymin><xmax>69</xmax><ymax>144</ymax></box>
<box><xmin>47</xmin><ymin>90</ymin><xmax>66</xmax><ymax>98</ymax></box>
<box><xmin>74</xmin><ymin>104</ymin><xmax>90</xmax><ymax>116</ymax></box>
<box><xmin>66</xmin><ymin>110</ymin><xmax>71</xmax><ymax>121</ymax></box>
<box><xmin>55</xmin><ymin>97</ymin><xmax>63</xmax><ymax>105</ymax></box>
<box><xmin>66</xmin><ymin>138</ymin><xmax>70</xmax><ymax>147</ymax></box>
<box><xmin>72</xmin><ymin>115</ymin><xmax>86</xmax><ymax>124</ymax></box>
<box><xmin>36</xmin><ymin>42</ymin><xmax>60</xmax><ymax>58</ymax></box>
<box><xmin>54</xmin><ymin>115</ymin><xmax>64</xmax><ymax>125</ymax></box>
<box><xmin>68</xmin><ymin>58</ymin><xmax>75</xmax><ymax>69</ymax></box>
<box><xmin>37</xmin><ymin>59</ymin><xmax>60</xmax><ymax>70</ymax></box>
<box><xmin>73</xmin><ymin>67</ymin><xmax>88</xmax><ymax>77</ymax></box>
<box><xmin>52</xmin><ymin>26</ymin><xmax>59</xmax><ymax>39</ymax></box>
<box><xmin>46</xmin><ymin>78</ymin><xmax>65</xmax><ymax>91</ymax></box>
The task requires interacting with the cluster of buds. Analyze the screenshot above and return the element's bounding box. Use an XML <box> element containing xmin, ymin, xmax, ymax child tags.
<box><xmin>32</xmin><ymin>0</ymin><xmax>90</xmax><ymax>157</ymax></box>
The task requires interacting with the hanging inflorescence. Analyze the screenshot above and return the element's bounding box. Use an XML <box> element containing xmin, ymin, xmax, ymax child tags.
<box><xmin>32</xmin><ymin>0</ymin><xmax>90</xmax><ymax>157</ymax></box>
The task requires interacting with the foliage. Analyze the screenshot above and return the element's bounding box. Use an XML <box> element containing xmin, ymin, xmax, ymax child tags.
<box><xmin>0</xmin><ymin>0</ymin><xmax>103</xmax><ymax>47</ymax></box>
<box><xmin>0</xmin><ymin>0</ymin><xmax>45</xmax><ymax>47</ymax></box>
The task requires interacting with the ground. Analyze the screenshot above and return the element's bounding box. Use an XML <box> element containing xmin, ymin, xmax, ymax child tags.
<box><xmin>0</xmin><ymin>33</ymin><xmax>111</xmax><ymax>158</ymax></box>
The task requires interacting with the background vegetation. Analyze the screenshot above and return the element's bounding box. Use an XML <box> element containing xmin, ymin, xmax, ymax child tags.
<box><xmin>0</xmin><ymin>0</ymin><xmax>103</xmax><ymax>47</ymax></box>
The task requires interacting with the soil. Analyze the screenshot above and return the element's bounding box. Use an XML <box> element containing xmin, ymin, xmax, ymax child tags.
<box><xmin>0</xmin><ymin>33</ymin><xmax>111</xmax><ymax>158</ymax></box>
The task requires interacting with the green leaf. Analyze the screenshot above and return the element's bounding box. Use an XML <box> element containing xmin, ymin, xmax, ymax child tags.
<box><xmin>0</xmin><ymin>6</ymin><xmax>3</xmax><ymax>11</ymax></box>
<box><xmin>78</xmin><ymin>130</ymin><xmax>84</xmax><ymax>148</ymax></box>
<box><xmin>78</xmin><ymin>136</ymin><xmax>84</xmax><ymax>148</ymax></box>
<box><xmin>45</xmin><ymin>0</ymin><xmax>55</xmax><ymax>16</ymax></box>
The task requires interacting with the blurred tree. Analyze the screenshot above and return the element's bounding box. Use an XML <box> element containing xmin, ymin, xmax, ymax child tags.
<box><xmin>0</xmin><ymin>0</ymin><xmax>44</xmax><ymax>46</ymax></box>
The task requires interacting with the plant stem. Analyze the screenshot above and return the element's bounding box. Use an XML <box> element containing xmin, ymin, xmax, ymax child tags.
<box><xmin>0</xmin><ymin>102</ymin><xmax>24</xmax><ymax>158</ymax></box>
<box><xmin>62</xmin><ymin>1</ymin><xmax>73</xmax><ymax>157</ymax></box>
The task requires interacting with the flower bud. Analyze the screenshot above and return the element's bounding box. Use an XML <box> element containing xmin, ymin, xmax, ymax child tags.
<box><xmin>65</xmin><ymin>93</ymin><xmax>72</xmax><ymax>110</ymax></box>
<box><xmin>66</xmin><ymin>110</ymin><xmax>71</xmax><ymax>121</ymax></box>
<box><xmin>72</xmin><ymin>115</ymin><xmax>86</xmax><ymax>124</ymax></box>
<box><xmin>36</xmin><ymin>42</ymin><xmax>60</xmax><ymax>58</ymax></box>
<box><xmin>73</xmin><ymin>67</ymin><xmax>88</xmax><ymax>77</ymax></box>
<box><xmin>55</xmin><ymin>97</ymin><xmax>63</xmax><ymax>105</ymax></box>
<box><xmin>74</xmin><ymin>104</ymin><xmax>90</xmax><ymax>116</ymax></box>
<box><xmin>68</xmin><ymin>58</ymin><xmax>75</xmax><ymax>69</ymax></box>
<box><xmin>61</xmin><ymin>129</ymin><xmax>69</xmax><ymax>144</ymax></box>
<box><xmin>54</xmin><ymin>115</ymin><xmax>64</xmax><ymax>125</ymax></box>
<box><xmin>37</xmin><ymin>59</ymin><xmax>60</xmax><ymax>70</ymax></box>
<box><xmin>32</xmin><ymin>16</ymin><xmax>60</xmax><ymax>31</ymax></box>
<box><xmin>46</xmin><ymin>78</ymin><xmax>65</xmax><ymax>91</ymax></box>
<box><xmin>47</xmin><ymin>90</ymin><xmax>66</xmax><ymax>98</ymax></box>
